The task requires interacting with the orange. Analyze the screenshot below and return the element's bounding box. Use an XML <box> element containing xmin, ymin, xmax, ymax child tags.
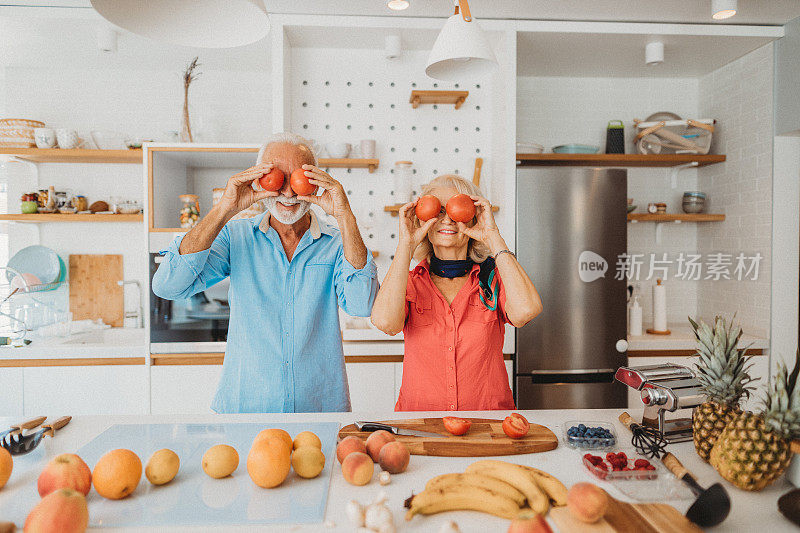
<box><xmin>92</xmin><ymin>449</ymin><xmax>142</xmax><ymax>500</ymax></box>
<box><xmin>247</xmin><ymin>438</ymin><xmax>291</xmax><ymax>488</ymax></box>
<box><xmin>0</xmin><ymin>447</ymin><xmax>11</xmax><ymax>489</ymax></box>
<box><xmin>253</xmin><ymin>429</ymin><xmax>292</xmax><ymax>455</ymax></box>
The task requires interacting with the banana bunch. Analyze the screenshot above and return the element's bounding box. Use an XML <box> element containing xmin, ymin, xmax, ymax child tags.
<box><xmin>404</xmin><ymin>460</ymin><xmax>568</xmax><ymax>521</ymax></box>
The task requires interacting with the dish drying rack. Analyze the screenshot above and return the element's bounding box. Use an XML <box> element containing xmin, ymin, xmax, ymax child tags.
<box><xmin>0</xmin><ymin>266</ymin><xmax>70</xmax><ymax>341</ymax></box>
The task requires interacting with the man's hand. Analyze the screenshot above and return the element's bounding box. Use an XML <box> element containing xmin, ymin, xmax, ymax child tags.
<box><xmin>397</xmin><ymin>201</ymin><xmax>437</xmax><ymax>253</ymax></box>
<box><xmin>295</xmin><ymin>165</ymin><xmax>353</xmax><ymax>220</ymax></box>
<box><xmin>216</xmin><ymin>163</ymin><xmax>278</xmax><ymax>216</ymax></box>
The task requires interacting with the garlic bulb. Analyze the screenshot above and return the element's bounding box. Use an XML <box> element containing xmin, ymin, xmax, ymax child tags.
<box><xmin>364</xmin><ymin>502</ymin><xmax>394</xmax><ymax>531</ymax></box>
<box><xmin>438</xmin><ymin>520</ymin><xmax>461</xmax><ymax>533</ymax></box>
<box><xmin>377</xmin><ymin>523</ymin><xmax>397</xmax><ymax>533</ymax></box>
<box><xmin>379</xmin><ymin>471</ymin><xmax>391</xmax><ymax>485</ymax></box>
<box><xmin>346</xmin><ymin>500</ymin><xmax>366</xmax><ymax>527</ymax></box>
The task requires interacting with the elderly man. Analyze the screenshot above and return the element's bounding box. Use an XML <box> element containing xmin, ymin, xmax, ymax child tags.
<box><xmin>152</xmin><ymin>133</ymin><xmax>378</xmax><ymax>413</ymax></box>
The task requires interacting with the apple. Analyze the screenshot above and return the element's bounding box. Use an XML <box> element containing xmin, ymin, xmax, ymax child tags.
<box><xmin>37</xmin><ymin>454</ymin><xmax>91</xmax><ymax>497</ymax></box>
<box><xmin>24</xmin><ymin>488</ymin><xmax>88</xmax><ymax>533</ymax></box>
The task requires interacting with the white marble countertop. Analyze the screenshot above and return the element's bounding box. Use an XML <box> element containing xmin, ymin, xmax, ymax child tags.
<box><xmin>0</xmin><ymin>409</ymin><xmax>794</xmax><ymax>532</ymax></box>
<box><xmin>628</xmin><ymin>324</ymin><xmax>769</xmax><ymax>352</ymax></box>
<box><xmin>0</xmin><ymin>328</ymin><xmax>146</xmax><ymax>359</ymax></box>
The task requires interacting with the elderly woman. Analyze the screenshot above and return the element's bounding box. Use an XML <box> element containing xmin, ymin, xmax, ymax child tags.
<box><xmin>371</xmin><ymin>174</ymin><xmax>542</xmax><ymax>411</ymax></box>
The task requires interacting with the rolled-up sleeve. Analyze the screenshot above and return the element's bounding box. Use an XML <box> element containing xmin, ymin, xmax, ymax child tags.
<box><xmin>152</xmin><ymin>227</ymin><xmax>231</xmax><ymax>300</ymax></box>
<box><xmin>334</xmin><ymin>247</ymin><xmax>378</xmax><ymax>317</ymax></box>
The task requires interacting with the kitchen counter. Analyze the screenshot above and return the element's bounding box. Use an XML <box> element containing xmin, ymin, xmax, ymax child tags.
<box><xmin>0</xmin><ymin>328</ymin><xmax>146</xmax><ymax>365</ymax></box>
<box><xmin>628</xmin><ymin>324</ymin><xmax>769</xmax><ymax>355</ymax></box>
<box><xmin>0</xmin><ymin>409</ymin><xmax>794</xmax><ymax>532</ymax></box>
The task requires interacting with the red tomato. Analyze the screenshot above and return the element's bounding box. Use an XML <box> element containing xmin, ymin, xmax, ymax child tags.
<box><xmin>415</xmin><ymin>195</ymin><xmax>442</xmax><ymax>221</ymax></box>
<box><xmin>289</xmin><ymin>168</ymin><xmax>317</xmax><ymax>196</ymax></box>
<box><xmin>258</xmin><ymin>168</ymin><xmax>284</xmax><ymax>192</ymax></box>
<box><xmin>445</xmin><ymin>193</ymin><xmax>476</xmax><ymax>223</ymax></box>
<box><xmin>442</xmin><ymin>416</ymin><xmax>472</xmax><ymax>436</ymax></box>
<box><xmin>502</xmin><ymin>413</ymin><xmax>530</xmax><ymax>439</ymax></box>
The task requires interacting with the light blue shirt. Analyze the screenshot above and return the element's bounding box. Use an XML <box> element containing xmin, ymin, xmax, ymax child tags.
<box><xmin>151</xmin><ymin>210</ymin><xmax>379</xmax><ymax>413</ymax></box>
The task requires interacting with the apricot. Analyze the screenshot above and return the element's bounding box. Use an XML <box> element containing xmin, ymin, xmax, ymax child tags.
<box><xmin>145</xmin><ymin>449</ymin><xmax>180</xmax><ymax>486</ymax></box>
<box><xmin>0</xmin><ymin>447</ymin><xmax>11</xmax><ymax>490</ymax></box>
<box><xmin>336</xmin><ymin>436</ymin><xmax>367</xmax><ymax>464</ymax></box>
<box><xmin>378</xmin><ymin>440</ymin><xmax>410</xmax><ymax>474</ymax></box>
<box><xmin>566</xmin><ymin>482</ymin><xmax>608</xmax><ymax>523</ymax></box>
<box><xmin>291</xmin><ymin>446</ymin><xmax>325</xmax><ymax>479</ymax></box>
<box><xmin>341</xmin><ymin>451</ymin><xmax>374</xmax><ymax>486</ymax></box>
<box><xmin>24</xmin><ymin>488</ymin><xmax>88</xmax><ymax>533</ymax></box>
<box><xmin>202</xmin><ymin>445</ymin><xmax>239</xmax><ymax>479</ymax></box>
<box><xmin>92</xmin><ymin>449</ymin><xmax>142</xmax><ymax>500</ymax></box>
<box><xmin>293</xmin><ymin>431</ymin><xmax>322</xmax><ymax>450</ymax></box>
<box><xmin>247</xmin><ymin>439</ymin><xmax>291</xmax><ymax>488</ymax></box>
<box><xmin>254</xmin><ymin>429</ymin><xmax>292</xmax><ymax>455</ymax></box>
<box><xmin>365</xmin><ymin>430</ymin><xmax>395</xmax><ymax>462</ymax></box>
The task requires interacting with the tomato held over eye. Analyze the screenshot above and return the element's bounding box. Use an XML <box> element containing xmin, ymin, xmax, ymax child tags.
<box><xmin>445</xmin><ymin>193</ymin><xmax>476</xmax><ymax>223</ymax></box>
<box><xmin>258</xmin><ymin>168</ymin><xmax>285</xmax><ymax>192</ymax></box>
<box><xmin>502</xmin><ymin>413</ymin><xmax>531</xmax><ymax>439</ymax></box>
<box><xmin>289</xmin><ymin>168</ymin><xmax>317</xmax><ymax>196</ymax></box>
<box><xmin>415</xmin><ymin>195</ymin><xmax>441</xmax><ymax>221</ymax></box>
<box><xmin>442</xmin><ymin>416</ymin><xmax>472</xmax><ymax>436</ymax></box>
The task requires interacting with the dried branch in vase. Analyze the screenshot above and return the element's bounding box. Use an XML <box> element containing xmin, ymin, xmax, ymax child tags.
<box><xmin>180</xmin><ymin>56</ymin><xmax>202</xmax><ymax>143</ymax></box>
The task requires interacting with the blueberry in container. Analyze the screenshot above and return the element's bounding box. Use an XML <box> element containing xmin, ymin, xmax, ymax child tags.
<box><xmin>562</xmin><ymin>420</ymin><xmax>617</xmax><ymax>449</ymax></box>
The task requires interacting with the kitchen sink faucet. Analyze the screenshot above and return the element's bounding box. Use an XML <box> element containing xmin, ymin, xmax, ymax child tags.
<box><xmin>118</xmin><ymin>280</ymin><xmax>144</xmax><ymax>328</ymax></box>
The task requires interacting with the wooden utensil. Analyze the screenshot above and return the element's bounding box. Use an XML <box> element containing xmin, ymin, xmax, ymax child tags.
<box><xmin>338</xmin><ymin>417</ymin><xmax>557</xmax><ymax>456</ymax></box>
<box><xmin>0</xmin><ymin>416</ymin><xmax>46</xmax><ymax>441</ymax></box>
<box><xmin>550</xmin><ymin>492</ymin><xmax>702</xmax><ymax>533</ymax></box>
<box><xmin>472</xmin><ymin>157</ymin><xmax>483</xmax><ymax>187</ymax></box>
<box><xmin>2</xmin><ymin>416</ymin><xmax>71</xmax><ymax>455</ymax></box>
<box><xmin>68</xmin><ymin>254</ymin><xmax>124</xmax><ymax>327</ymax></box>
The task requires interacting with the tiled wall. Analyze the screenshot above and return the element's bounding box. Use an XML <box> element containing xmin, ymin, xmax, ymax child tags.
<box><xmin>697</xmin><ymin>43</ymin><xmax>773</xmax><ymax>337</ymax></box>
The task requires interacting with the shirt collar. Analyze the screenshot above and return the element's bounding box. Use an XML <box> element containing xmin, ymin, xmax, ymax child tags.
<box><xmin>255</xmin><ymin>209</ymin><xmax>332</xmax><ymax>239</ymax></box>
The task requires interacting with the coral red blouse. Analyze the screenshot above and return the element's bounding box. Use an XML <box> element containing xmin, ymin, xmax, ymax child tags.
<box><xmin>395</xmin><ymin>259</ymin><xmax>516</xmax><ymax>412</ymax></box>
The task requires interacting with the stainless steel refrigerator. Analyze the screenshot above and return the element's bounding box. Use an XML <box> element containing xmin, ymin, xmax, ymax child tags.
<box><xmin>515</xmin><ymin>167</ymin><xmax>628</xmax><ymax>409</ymax></box>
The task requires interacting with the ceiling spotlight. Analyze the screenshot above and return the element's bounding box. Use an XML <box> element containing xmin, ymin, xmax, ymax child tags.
<box><xmin>97</xmin><ymin>27</ymin><xmax>118</xmax><ymax>53</ymax></box>
<box><xmin>387</xmin><ymin>0</ymin><xmax>410</xmax><ymax>10</ymax></box>
<box><xmin>712</xmin><ymin>0</ymin><xmax>737</xmax><ymax>19</ymax></box>
<box><xmin>385</xmin><ymin>35</ymin><xmax>402</xmax><ymax>59</ymax></box>
<box><xmin>645</xmin><ymin>41</ymin><xmax>664</xmax><ymax>66</ymax></box>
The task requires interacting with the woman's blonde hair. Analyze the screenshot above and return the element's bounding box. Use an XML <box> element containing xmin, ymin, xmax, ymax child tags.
<box><xmin>413</xmin><ymin>174</ymin><xmax>490</xmax><ymax>263</ymax></box>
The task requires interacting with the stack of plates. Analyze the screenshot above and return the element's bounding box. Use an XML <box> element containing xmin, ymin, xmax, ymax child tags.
<box><xmin>6</xmin><ymin>245</ymin><xmax>63</xmax><ymax>291</ymax></box>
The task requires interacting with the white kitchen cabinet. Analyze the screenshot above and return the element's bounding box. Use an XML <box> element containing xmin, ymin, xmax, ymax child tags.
<box><xmin>345</xmin><ymin>363</ymin><xmax>396</xmax><ymax>414</ymax></box>
<box><xmin>23</xmin><ymin>366</ymin><xmax>148</xmax><ymax>416</ymax></box>
<box><xmin>0</xmin><ymin>368</ymin><xmax>24</xmax><ymax>417</ymax></box>
<box><xmin>150</xmin><ymin>365</ymin><xmax>222</xmax><ymax>414</ymax></box>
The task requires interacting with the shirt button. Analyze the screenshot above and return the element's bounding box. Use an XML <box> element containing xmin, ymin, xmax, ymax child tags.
<box><xmin>449</xmin><ymin>384</ymin><xmax>453</xmax><ymax>388</ymax></box>
<box><xmin>449</xmin><ymin>365</ymin><xmax>454</xmax><ymax>370</ymax></box>
<box><xmin>448</xmin><ymin>346</ymin><xmax>453</xmax><ymax>351</ymax></box>
<box><xmin>449</xmin><ymin>404</ymin><xmax>455</xmax><ymax>410</ymax></box>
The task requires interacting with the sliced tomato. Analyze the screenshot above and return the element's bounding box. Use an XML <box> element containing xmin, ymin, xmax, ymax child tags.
<box><xmin>442</xmin><ymin>416</ymin><xmax>472</xmax><ymax>436</ymax></box>
<box><xmin>502</xmin><ymin>413</ymin><xmax>531</xmax><ymax>439</ymax></box>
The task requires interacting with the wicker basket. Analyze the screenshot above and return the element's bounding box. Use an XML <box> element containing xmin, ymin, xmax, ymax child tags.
<box><xmin>0</xmin><ymin>118</ymin><xmax>45</xmax><ymax>148</ymax></box>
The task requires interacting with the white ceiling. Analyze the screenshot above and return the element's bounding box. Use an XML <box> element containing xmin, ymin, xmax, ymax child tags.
<box><xmin>2</xmin><ymin>0</ymin><xmax>800</xmax><ymax>25</ymax></box>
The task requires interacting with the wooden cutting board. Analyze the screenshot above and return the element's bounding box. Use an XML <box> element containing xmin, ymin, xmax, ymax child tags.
<box><xmin>68</xmin><ymin>254</ymin><xmax>124</xmax><ymax>327</ymax></box>
<box><xmin>550</xmin><ymin>495</ymin><xmax>701</xmax><ymax>533</ymax></box>
<box><xmin>337</xmin><ymin>418</ymin><xmax>558</xmax><ymax>456</ymax></box>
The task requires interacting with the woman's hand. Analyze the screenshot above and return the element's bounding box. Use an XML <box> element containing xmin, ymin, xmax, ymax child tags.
<box><xmin>398</xmin><ymin>201</ymin><xmax>437</xmax><ymax>253</ymax></box>
<box><xmin>456</xmin><ymin>195</ymin><xmax>502</xmax><ymax>249</ymax></box>
<box><xmin>296</xmin><ymin>164</ymin><xmax>353</xmax><ymax>221</ymax></box>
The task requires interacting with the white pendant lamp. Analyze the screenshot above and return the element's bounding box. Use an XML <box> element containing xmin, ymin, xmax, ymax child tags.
<box><xmin>387</xmin><ymin>0</ymin><xmax>410</xmax><ymax>10</ymax></box>
<box><xmin>711</xmin><ymin>0</ymin><xmax>737</xmax><ymax>20</ymax></box>
<box><xmin>90</xmin><ymin>0</ymin><xmax>270</xmax><ymax>49</ymax></box>
<box><xmin>425</xmin><ymin>0</ymin><xmax>498</xmax><ymax>81</ymax></box>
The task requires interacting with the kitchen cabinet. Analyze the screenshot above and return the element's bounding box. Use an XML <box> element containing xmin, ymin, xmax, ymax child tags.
<box><xmin>0</xmin><ymin>368</ymin><xmax>24</xmax><ymax>417</ymax></box>
<box><xmin>22</xmin><ymin>366</ymin><xmax>148</xmax><ymax>416</ymax></box>
<box><xmin>150</xmin><ymin>365</ymin><xmax>222</xmax><ymax>414</ymax></box>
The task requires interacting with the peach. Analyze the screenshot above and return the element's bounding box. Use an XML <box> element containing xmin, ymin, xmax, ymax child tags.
<box><xmin>247</xmin><ymin>439</ymin><xmax>291</xmax><ymax>488</ymax></box>
<box><xmin>292</xmin><ymin>431</ymin><xmax>322</xmax><ymax>450</ymax></box>
<box><xmin>566</xmin><ymin>482</ymin><xmax>608</xmax><ymax>524</ymax></box>
<box><xmin>0</xmin><ymin>447</ymin><xmax>11</xmax><ymax>490</ymax></box>
<box><xmin>92</xmin><ymin>449</ymin><xmax>141</xmax><ymax>500</ymax></box>
<box><xmin>336</xmin><ymin>436</ymin><xmax>367</xmax><ymax>464</ymax></box>
<box><xmin>145</xmin><ymin>449</ymin><xmax>180</xmax><ymax>486</ymax></box>
<box><xmin>341</xmin><ymin>451</ymin><xmax>374</xmax><ymax>486</ymax></box>
<box><xmin>37</xmin><ymin>453</ymin><xmax>91</xmax><ymax>497</ymax></box>
<box><xmin>365</xmin><ymin>430</ymin><xmax>395</xmax><ymax>462</ymax></box>
<box><xmin>24</xmin><ymin>488</ymin><xmax>88</xmax><ymax>533</ymax></box>
<box><xmin>507</xmin><ymin>511</ymin><xmax>553</xmax><ymax>533</ymax></box>
<box><xmin>291</xmin><ymin>446</ymin><xmax>325</xmax><ymax>479</ymax></box>
<box><xmin>202</xmin><ymin>445</ymin><xmax>239</xmax><ymax>479</ymax></box>
<box><xmin>254</xmin><ymin>429</ymin><xmax>292</xmax><ymax>455</ymax></box>
<box><xmin>378</xmin><ymin>440</ymin><xmax>410</xmax><ymax>474</ymax></box>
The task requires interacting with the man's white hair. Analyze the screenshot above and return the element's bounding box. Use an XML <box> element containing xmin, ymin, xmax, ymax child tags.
<box><xmin>256</xmin><ymin>132</ymin><xmax>317</xmax><ymax>164</ymax></box>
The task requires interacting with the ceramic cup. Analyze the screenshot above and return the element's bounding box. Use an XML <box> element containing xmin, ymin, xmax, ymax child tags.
<box><xmin>359</xmin><ymin>139</ymin><xmax>376</xmax><ymax>159</ymax></box>
<box><xmin>325</xmin><ymin>142</ymin><xmax>351</xmax><ymax>159</ymax></box>
<box><xmin>55</xmin><ymin>129</ymin><xmax>83</xmax><ymax>149</ymax></box>
<box><xmin>34</xmin><ymin>128</ymin><xmax>57</xmax><ymax>149</ymax></box>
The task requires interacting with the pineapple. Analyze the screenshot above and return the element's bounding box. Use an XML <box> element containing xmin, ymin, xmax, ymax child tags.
<box><xmin>709</xmin><ymin>350</ymin><xmax>800</xmax><ymax>491</ymax></box>
<box><xmin>690</xmin><ymin>316</ymin><xmax>756</xmax><ymax>461</ymax></box>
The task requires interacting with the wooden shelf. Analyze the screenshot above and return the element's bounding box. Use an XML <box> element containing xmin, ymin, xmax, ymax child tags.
<box><xmin>516</xmin><ymin>153</ymin><xmax>726</xmax><ymax>167</ymax></box>
<box><xmin>318</xmin><ymin>158</ymin><xmax>379</xmax><ymax>173</ymax></box>
<box><xmin>409</xmin><ymin>90</ymin><xmax>469</xmax><ymax>109</ymax></box>
<box><xmin>384</xmin><ymin>204</ymin><xmax>499</xmax><ymax>216</ymax></box>
<box><xmin>628</xmin><ymin>213</ymin><xmax>725</xmax><ymax>222</ymax></box>
<box><xmin>0</xmin><ymin>213</ymin><xmax>143</xmax><ymax>222</ymax></box>
<box><xmin>0</xmin><ymin>148</ymin><xmax>143</xmax><ymax>164</ymax></box>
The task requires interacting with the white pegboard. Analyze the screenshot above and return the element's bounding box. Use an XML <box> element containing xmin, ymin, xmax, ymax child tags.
<box><xmin>289</xmin><ymin>48</ymin><xmax>493</xmax><ymax>276</ymax></box>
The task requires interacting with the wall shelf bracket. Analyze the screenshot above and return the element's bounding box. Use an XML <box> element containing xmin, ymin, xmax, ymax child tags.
<box><xmin>669</xmin><ymin>161</ymin><xmax>699</xmax><ymax>189</ymax></box>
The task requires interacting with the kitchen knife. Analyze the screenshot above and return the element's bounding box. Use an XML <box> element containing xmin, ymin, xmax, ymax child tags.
<box><xmin>355</xmin><ymin>421</ymin><xmax>444</xmax><ymax>438</ymax></box>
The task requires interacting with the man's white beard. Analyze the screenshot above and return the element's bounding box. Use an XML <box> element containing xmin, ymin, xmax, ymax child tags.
<box><xmin>265</xmin><ymin>196</ymin><xmax>311</xmax><ymax>224</ymax></box>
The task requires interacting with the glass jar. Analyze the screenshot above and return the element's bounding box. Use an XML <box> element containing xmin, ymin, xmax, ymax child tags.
<box><xmin>393</xmin><ymin>161</ymin><xmax>414</xmax><ymax>203</ymax></box>
<box><xmin>179</xmin><ymin>194</ymin><xmax>200</xmax><ymax>229</ymax></box>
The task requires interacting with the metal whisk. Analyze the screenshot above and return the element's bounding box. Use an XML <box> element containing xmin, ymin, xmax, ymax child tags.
<box><xmin>619</xmin><ymin>412</ymin><xmax>668</xmax><ymax>458</ymax></box>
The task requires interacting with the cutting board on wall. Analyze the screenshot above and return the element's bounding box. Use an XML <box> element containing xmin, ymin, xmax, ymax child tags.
<box><xmin>68</xmin><ymin>254</ymin><xmax>124</xmax><ymax>327</ymax></box>
<box><xmin>550</xmin><ymin>497</ymin><xmax>701</xmax><ymax>533</ymax></box>
<box><xmin>338</xmin><ymin>418</ymin><xmax>558</xmax><ymax>456</ymax></box>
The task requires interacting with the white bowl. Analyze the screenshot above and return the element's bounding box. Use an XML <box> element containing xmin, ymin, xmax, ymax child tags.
<box><xmin>516</xmin><ymin>141</ymin><xmax>544</xmax><ymax>154</ymax></box>
<box><xmin>325</xmin><ymin>142</ymin><xmax>351</xmax><ymax>159</ymax></box>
